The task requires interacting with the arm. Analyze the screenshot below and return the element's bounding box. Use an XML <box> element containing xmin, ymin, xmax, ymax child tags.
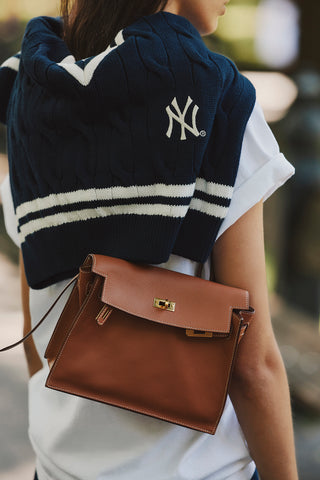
<box><xmin>20</xmin><ymin>250</ymin><xmax>43</xmax><ymax>377</ymax></box>
<box><xmin>212</xmin><ymin>200</ymin><xmax>299</xmax><ymax>480</ymax></box>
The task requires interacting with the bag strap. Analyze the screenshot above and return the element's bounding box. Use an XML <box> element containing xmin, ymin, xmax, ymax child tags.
<box><xmin>0</xmin><ymin>274</ymin><xmax>79</xmax><ymax>353</ymax></box>
<box><xmin>237</xmin><ymin>308</ymin><xmax>254</xmax><ymax>343</ymax></box>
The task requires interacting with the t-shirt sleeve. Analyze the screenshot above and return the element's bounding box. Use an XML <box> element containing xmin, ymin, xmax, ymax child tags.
<box><xmin>0</xmin><ymin>174</ymin><xmax>20</xmax><ymax>248</ymax></box>
<box><xmin>216</xmin><ymin>101</ymin><xmax>294</xmax><ymax>240</ymax></box>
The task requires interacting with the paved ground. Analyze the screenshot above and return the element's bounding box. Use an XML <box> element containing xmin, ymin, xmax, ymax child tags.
<box><xmin>295</xmin><ymin>420</ymin><xmax>320</xmax><ymax>480</ymax></box>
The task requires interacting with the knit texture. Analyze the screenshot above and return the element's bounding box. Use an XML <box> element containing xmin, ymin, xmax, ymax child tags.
<box><xmin>0</xmin><ymin>11</ymin><xmax>255</xmax><ymax>289</ymax></box>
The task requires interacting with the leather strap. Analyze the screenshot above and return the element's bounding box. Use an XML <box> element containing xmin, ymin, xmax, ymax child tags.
<box><xmin>0</xmin><ymin>274</ymin><xmax>79</xmax><ymax>353</ymax></box>
<box><xmin>235</xmin><ymin>307</ymin><xmax>254</xmax><ymax>344</ymax></box>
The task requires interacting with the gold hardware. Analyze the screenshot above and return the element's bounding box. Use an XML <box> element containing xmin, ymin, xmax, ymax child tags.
<box><xmin>153</xmin><ymin>298</ymin><xmax>176</xmax><ymax>312</ymax></box>
<box><xmin>96</xmin><ymin>305</ymin><xmax>113</xmax><ymax>326</ymax></box>
<box><xmin>186</xmin><ymin>329</ymin><xmax>213</xmax><ymax>338</ymax></box>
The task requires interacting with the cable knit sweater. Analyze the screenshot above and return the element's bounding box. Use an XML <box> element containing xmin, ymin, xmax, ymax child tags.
<box><xmin>0</xmin><ymin>11</ymin><xmax>255</xmax><ymax>288</ymax></box>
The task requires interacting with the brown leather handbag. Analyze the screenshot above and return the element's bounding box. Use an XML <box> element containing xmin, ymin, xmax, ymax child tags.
<box><xmin>1</xmin><ymin>254</ymin><xmax>254</xmax><ymax>435</ymax></box>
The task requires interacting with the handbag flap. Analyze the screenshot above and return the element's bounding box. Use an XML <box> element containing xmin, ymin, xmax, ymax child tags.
<box><xmin>89</xmin><ymin>255</ymin><xmax>249</xmax><ymax>334</ymax></box>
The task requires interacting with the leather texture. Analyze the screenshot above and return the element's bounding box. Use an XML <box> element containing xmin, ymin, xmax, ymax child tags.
<box><xmin>45</xmin><ymin>254</ymin><xmax>254</xmax><ymax>434</ymax></box>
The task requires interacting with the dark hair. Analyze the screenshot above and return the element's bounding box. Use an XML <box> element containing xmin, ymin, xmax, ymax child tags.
<box><xmin>60</xmin><ymin>0</ymin><xmax>169</xmax><ymax>60</ymax></box>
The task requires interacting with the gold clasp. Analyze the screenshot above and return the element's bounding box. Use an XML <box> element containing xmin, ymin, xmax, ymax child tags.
<box><xmin>153</xmin><ymin>298</ymin><xmax>176</xmax><ymax>312</ymax></box>
<box><xmin>186</xmin><ymin>330</ymin><xmax>213</xmax><ymax>338</ymax></box>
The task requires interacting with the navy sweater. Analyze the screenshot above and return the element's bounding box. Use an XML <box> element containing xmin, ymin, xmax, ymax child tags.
<box><xmin>0</xmin><ymin>11</ymin><xmax>255</xmax><ymax>289</ymax></box>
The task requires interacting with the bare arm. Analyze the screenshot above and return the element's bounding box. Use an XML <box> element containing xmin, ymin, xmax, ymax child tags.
<box><xmin>20</xmin><ymin>250</ymin><xmax>43</xmax><ymax>377</ymax></box>
<box><xmin>213</xmin><ymin>200</ymin><xmax>298</xmax><ymax>480</ymax></box>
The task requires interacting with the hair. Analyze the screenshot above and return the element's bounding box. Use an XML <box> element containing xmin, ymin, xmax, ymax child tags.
<box><xmin>60</xmin><ymin>0</ymin><xmax>169</xmax><ymax>60</ymax></box>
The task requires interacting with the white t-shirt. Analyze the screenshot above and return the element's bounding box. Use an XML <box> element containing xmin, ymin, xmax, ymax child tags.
<box><xmin>0</xmin><ymin>101</ymin><xmax>294</xmax><ymax>480</ymax></box>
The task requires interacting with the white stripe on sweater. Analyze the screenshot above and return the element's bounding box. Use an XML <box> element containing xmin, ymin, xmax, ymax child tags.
<box><xmin>19</xmin><ymin>203</ymin><xmax>189</xmax><ymax>243</ymax></box>
<box><xmin>57</xmin><ymin>29</ymin><xmax>125</xmax><ymax>86</ymax></box>
<box><xmin>195</xmin><ymin>178</ymin><xmax>233</xmax><ymax>199</ymax></box>
<box><xmin>16</xmin><ymin>183</ymin><xmax>197</xmax><ymax>220</ymax></box>
<box><xmin>1</xmin><ymin>55</ymin><xmax>20</xmax><ymax>72</ymax></box>
<box><xmin>190</xmin><ymin>198</ymin><xmax>228</xmax><ymax>218</ymax></box>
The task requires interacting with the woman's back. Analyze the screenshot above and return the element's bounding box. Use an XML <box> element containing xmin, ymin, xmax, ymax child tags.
<box><xmin>0</xmin><ymin>1</ymin><xmax>299</xmax><ymax>479</ymax></box>
<box><xmin>2</xmin><ymin>11</ymin><xmax>255</xmax><ymax>289</ymax></box>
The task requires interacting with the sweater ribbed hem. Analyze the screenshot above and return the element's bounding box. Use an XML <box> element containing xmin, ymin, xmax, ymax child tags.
<box><xmin>23</xmin><ymin>215</ymin><xmax>182</xmax><ymax>289</ymax></box>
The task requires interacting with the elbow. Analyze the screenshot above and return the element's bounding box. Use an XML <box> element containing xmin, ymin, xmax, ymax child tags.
<box><xmin>231</xmin><ymin>343</ymin><xmax>288</xmax><ymax>399</ymax></box>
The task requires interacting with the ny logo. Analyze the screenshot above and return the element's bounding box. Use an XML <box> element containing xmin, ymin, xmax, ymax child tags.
<box><xmin>166</xmin><ymin>96</ymin><xmax>202</xmax><ymax>141</ymax></box>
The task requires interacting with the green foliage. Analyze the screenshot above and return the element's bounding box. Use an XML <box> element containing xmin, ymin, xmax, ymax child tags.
<box><xmin>265</xmin><ymin>249</ymin><xmax>277</xmax><ymax>293</ymax></box>
<box><xmin>209</xmin><ymin>0</ymin><xmax>263</xmax><ymax>69</ymax></box>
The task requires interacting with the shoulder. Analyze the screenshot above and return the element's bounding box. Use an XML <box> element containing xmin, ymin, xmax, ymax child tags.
<box><xmin>140</xmin><ymin>12</ymin><xmax>255</xmax><ymax>98</ymax></box>
<box><xmin>208</xmin><ymin>52</ymin><xmax>256</xmax><ymax>103</ymax></box>
<box><xmin>145</xmin><ymin>10</ymin><xmax>248</xmax><ymax>97</ymax></box>
<box><xmin>23</xmin><ymin>15</ymin><xmax>62</xmax><ymax>38</ymax></box>
<box><xmin>125</xmin><ymin>12</ymin><xmax>228</xmax><ymax>83</ymax></box>
<box><xmin>19</xmin><ymin>16</ymin><xmax>64</xmax><ymax>70</ymax></box>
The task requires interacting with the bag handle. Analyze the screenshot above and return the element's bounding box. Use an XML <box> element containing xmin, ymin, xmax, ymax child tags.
<box><xmin>0</xmin><ymin>274</ymin><xmax>79</xmax><ymax>353</ymax></box>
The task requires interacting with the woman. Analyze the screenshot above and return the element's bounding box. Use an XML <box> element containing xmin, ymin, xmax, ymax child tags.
<box><xmin>0</xmin><ymin>0</ymin><xmax>299</xmax><ymax>479</ymax></box>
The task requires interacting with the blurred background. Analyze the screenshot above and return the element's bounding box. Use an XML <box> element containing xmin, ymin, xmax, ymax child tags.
<box><xmin>0</xmin><ymin>0</ymin><xmax>319</xmax><ymax>478</ymax></box>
